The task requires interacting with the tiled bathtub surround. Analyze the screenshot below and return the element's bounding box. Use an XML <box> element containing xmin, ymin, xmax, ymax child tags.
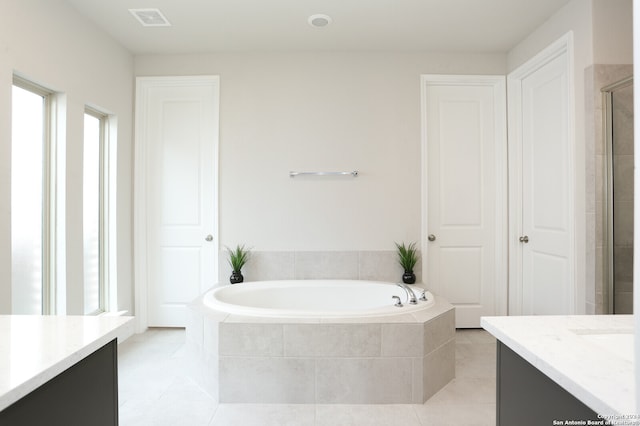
<box><xmin>118</xmin><ymin>328</ymin><xmax>497</xmax><ymax>426</ymax></box>
<box><xmin>186</xmin><ymin>293</ymin><xmax>454</xmax><ymax>404</ymax></box>
<box><xmin>218</xmin><ymin>250</ymin><xmax>421</xmax><ymax>284</ymax></box>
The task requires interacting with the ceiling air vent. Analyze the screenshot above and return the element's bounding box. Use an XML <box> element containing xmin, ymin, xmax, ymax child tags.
<box><xmin>128</xmin><ymin>8</ymin><xmax>171</xmax><ymax>27</ymax></box>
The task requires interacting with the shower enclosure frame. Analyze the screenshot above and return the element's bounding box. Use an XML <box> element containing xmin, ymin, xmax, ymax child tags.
<box><xmin>602</xmin><ymin>75</ymin><xmax>633</xmax><ymax>314</ymax></box>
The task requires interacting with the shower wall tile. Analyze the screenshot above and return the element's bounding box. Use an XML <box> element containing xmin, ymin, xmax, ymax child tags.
<box><xmin>585</xmin><ymin>247</ymin><xmax>601</xmax><ymax>304</ymax></box>
<box><xmin>614</xmin><ymin>247</ymin><xmax>634</xmax><ymax>282</ymax></box>
<box><xmin>615</xmin><ymin>123</ymin><xmax>635</xmax><ymax>154</ymax></box>
<box><xmin>613</xmin><ymin>155</ymin><xmax>634</xmax><ymax>202</ymax></box>
<box><xmin>585</xmin><ymin>67</ymin><xmax>596</xmax><ymax>215</ymax></box>
<box><xmin>595</xmin><ymin>155</ymin><xmax>605</xmax><ymax>213</ymax></box>
<box><xmin>595</xmin><ymin>247</ymin><xmax>604</xmax><ymax>294</ymax></box>
<box><xmin>613</xmin><ymin>88</ymin><xmax>634</xmax><ymax>156</ymax></box>
<box><xmin>614</xmin><ymin>292</ymin><xmax>633</xmax><ymax>314</ymax></box>
<box><xmin>586</xmin><ymin>212</ymin><xmax>596</xmax><ymax>250</ymax></box>
<box><xmin>595</xmin><ymin>201</ymin><xmax>605</xmax><ymax>246</ymax></box>
<box><xmin>613</xmin><ymin>200</ymin><xmax>634</xmax><ymax>247</ymax></box>
<box><xmin>616</xmin><ymin>280</ymin><xmax>634</xmax><ymax>294</ymax></box>
<box><xmin>586</xmin><ymin>157</ymin><xmax>596</xmax><ymax>214</ymax></box>
<box><xmin>594</xmin><ymin>65</ymin><xmax>634</xmax><ymax>96</ymax></box>
<box><xmin>294</xmin><ymin>251</ymin><xmax>359</xmax><ymax>280</ymax></box>
<box><xmin>595</xmin><ymin>291</ymin><xmax>606</xmax><ymax>314</ymax></box>
<box><xmin>594</xmin><ymin>102</ymin><xmax>604</xmax><ymax>155</ymax></box>
<box><xmin>585</xmin><ymin>227</ymin><xmax>595</xmax><ymax>305</ymax></box>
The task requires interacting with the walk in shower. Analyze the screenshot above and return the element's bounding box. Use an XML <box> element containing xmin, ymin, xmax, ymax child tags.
<box><xmin>603</xmin><ymin>76</ymin><xmax>634</xmax><ymax>314</ymax></box>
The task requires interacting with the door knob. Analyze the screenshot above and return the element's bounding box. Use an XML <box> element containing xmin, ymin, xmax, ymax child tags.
<box><xmin>519</xmin><ymin>235</ymin><xmax>529</xmax><ymax>243</ymax></box>
<box><xmin>205</xmin><ymin>235</ymin><xmax>213</xmax><ymax>242</ymax></box>
<box><xmin>428</xmin><ymin>234</ymin><xmax>436</xmax><ymax>242</ymax></box>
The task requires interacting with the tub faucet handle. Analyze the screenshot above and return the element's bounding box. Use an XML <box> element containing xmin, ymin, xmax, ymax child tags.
<box><xmin>392</xmin><ymin>295</ymin><xmax>403</xmax><ymax>307</ymax></box>
<box><xmin>419</xmin><ymin>290</ymin><xmax>428</xmax><ymax>301</ymax></box>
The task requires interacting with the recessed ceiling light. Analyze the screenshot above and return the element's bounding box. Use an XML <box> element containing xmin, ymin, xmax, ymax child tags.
<box><xmin>308</xmin><ymin>14</ymin><xmax>332</xmax><ymax>28</ymax></box>
<box><xmin>129</xmin><ymin>8</ymin><xmax>171</xmax><ymax>27</ymax></box>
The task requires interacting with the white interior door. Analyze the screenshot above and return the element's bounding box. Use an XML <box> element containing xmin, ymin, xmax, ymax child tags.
<box><xmin>423</xmin><ymin>76</ymin><xmax>507</xmax><ymax>328</ymax></box>
<box><xmin>136</xmin><ymin>76</ymin><xmax>219</xmax><ymax>328</ymax></box>
<box><xmin>511</xmin><ymin>41</ymin><xmax>575</xmax><ymax>315</ymax></box>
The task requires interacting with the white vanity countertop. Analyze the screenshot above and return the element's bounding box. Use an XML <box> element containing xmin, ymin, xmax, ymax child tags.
<box><xmin>481</xmin><ymin>315</ymin><xmax>635</xmax><ymax>418</ymax></box>
<box><xmin>0</xmin><ymin>315</ymin><xmax>134</xmax><ymax>412</ymax></box>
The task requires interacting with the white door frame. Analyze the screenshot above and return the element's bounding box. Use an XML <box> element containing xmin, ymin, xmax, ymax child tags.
<box><xmin>420</xmin><ymin>74</ymin><xmax>509</xmax><ymax>322</ymax></box>
<box><xmin>507</xmin><ymin>33</ymin><xmax>576</xmax><ymax>315</ymax></box>
<box><xmin>134</xmin><ymin>75</ymin><xmax>220</xmax><ymax>333</ymax></box>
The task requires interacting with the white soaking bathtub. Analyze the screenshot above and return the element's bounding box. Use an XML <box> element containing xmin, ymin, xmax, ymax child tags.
<box><xmin>187</xmin><ymin>279</ymin><xmax>455</xmax><ymax>404</ymax></box>
<box><xmin>204</xmin><ymin>280</ymin><xmax>435</xmax><ymax>318</ymax></box>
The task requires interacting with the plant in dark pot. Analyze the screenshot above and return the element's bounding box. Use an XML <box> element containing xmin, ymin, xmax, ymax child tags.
<box><xmin>395</xmin><ymin>242</ymin><xmax>418</xmax><ymax>284</ymax></box>
<box><xmin>226</xmin><ymin>244</ymin><xmax>251</xmax><ymax>284</ymax></box>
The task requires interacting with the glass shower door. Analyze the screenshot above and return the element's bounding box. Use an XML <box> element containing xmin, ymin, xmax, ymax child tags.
<box><xmin>604</xmin><ymin>77</ymin><xmax>634</xmax><ymax>314</ymax></box>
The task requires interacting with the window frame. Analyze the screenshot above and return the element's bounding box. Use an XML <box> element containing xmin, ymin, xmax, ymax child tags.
<box><xmin>83</xmin><ymin>107</ymin><xmax>108</xmax><ymax>315</ymax></box>
<box><xmin>11</xmin><ymin>76</ymin><xmax>57</xmax><ymax>315</ymax></box>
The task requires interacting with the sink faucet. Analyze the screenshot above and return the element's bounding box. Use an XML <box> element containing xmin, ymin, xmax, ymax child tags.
<box><xmin>396</xmin><ymin>283</ymin><xmax>418</xmax><ymax>305</ymax></box>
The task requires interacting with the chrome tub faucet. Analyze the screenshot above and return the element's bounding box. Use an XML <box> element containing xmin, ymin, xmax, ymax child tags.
<box><xmin>396</xmin><ymin>283</ymin><xmax>418</xmax><ymax>305</ymax></box>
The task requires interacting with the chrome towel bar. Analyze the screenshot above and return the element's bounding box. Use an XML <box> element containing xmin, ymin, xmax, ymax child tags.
<box><xmin>289</xmin><ymin>171</ymin><xmax>358</xmax><ymax>178</ymax></box>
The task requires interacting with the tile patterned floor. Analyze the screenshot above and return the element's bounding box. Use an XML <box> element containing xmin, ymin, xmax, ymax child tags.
<box><xmin>118</xmin><ymin>328</ymin><xmax>496</xmax><ymax>426</ymax></box>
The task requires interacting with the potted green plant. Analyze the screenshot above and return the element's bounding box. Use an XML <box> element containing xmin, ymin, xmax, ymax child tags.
<box><xmin>395</xmin><ymin>242</ymin><xmax>418</xmax><ymax>284</ymax></box>
<box><xmin>226</xmin><ymin>244</ymin><xmax>251</xmax><ymax>284</ymax></box>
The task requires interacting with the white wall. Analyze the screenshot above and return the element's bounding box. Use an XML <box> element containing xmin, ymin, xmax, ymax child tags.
<box><xmin>3</xmin><ymin>0</ymin><xmax>629</xmax><ymax>317</ymax></box>
<box><xmin>0</xmin><ymin>0</ymin><xmax>134</xmax><ymax>314</ymax></box>
<box><xmin>593</xmin><ymin>0</ymin><xmax>633</xmax><ymax>64</ymax></box>
<box><xmin>135</xmin><ymin>52</ymin><xmax>506</xmax><ymax>253</ymax></box>
<box><xmin>507</xmin><ymin>1</ymin><xmax>594</xmax><ymax>72</ymax></box>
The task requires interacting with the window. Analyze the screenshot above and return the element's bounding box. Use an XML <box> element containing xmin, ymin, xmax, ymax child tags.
<box><xmin>83</xmin><ymin>109</ymin><xmax>106</xmax><ymax>315</ymax></box>
<box><xmin>11</xmin><ymin>79</ymin><xmax>52</xmax><ymax>314</ymax></box>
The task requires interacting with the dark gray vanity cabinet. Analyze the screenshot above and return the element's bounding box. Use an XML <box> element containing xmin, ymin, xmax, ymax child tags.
<box><xmin>497</xmin><ymin>341</ymin><xmax>600</xmax><ymax>426</ymax></box>
<box><xmin>0</xmin><ymin>339</ymin><xmax>119</xmax><ymax>426</ymax></box>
